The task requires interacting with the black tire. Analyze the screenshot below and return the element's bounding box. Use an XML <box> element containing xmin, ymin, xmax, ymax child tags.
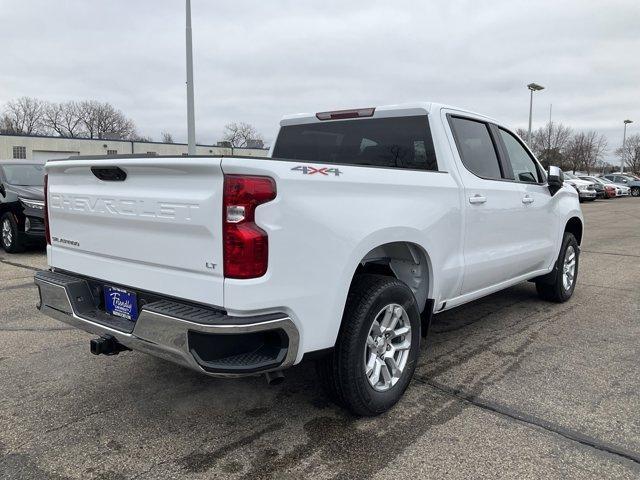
<box><xmin>316</xmin><ymin>274</ymin><xmax>421</xmax><ymax>416</ymax></box>
<box><xmin>536</xmin><ymin>233</ymin><xmax>579</xmax><ymax>302</ymax></box>
<box><xmin>632</xmin><ymin>187</ymin><xmax>640</xmax><ymax>197</ymax></box>
<box><xmin>1</xmin><ymin>213</ymin><xmax>24</xmax><ymax>253</ymax></box>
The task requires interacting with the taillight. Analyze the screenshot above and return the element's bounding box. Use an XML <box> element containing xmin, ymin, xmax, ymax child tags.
<box><xmin>223</xmin><ymin>175</ymin><xmax>276</xmax><ymax>279</ymax></box>
<box><xmin>44</xmin><ymin>174</ymin><xmax>51</xmax><ymax>245</ymax></box>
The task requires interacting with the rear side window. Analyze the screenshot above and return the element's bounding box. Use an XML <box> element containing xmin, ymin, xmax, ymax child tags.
<box><xmin>272</xmin><ymin>116</ymin><xmax>438</xmax><ymax>171</ymax></box>
<box><xmin>498</xmin><ymin>129</ymin><xmax>542</xmax><ymax>183</ymax></box>
<box><xmin>449</xmin><ymin>117</ymin><xmax>502</xmax><ymax>180</ymax></box>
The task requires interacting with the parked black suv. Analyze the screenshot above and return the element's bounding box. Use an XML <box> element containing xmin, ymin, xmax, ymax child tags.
<box><xmin>0</xmin><ymin>161</ymin><xmax>46</xmax><ymax>252</ymax></box>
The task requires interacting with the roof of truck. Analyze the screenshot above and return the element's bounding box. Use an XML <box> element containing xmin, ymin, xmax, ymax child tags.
<box><xmin>0</xmin><ymin>160</ymin><xmax>44</xmax><ymax>166</ymax></box>
<box><xmin>280</xmin><ymin>102</ymin><xmax>499</xmax><ymax>126</ymax></box>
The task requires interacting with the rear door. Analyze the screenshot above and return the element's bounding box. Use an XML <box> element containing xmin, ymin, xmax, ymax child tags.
<box><xmin>46</xmin><ymin>157</ymin><xmax>225</xmax><ymax>307</ymax></box>
<box><xmin>447</xmin><ymin>115</ymin><xmax>528</xmax><ymax>295</ymax></box>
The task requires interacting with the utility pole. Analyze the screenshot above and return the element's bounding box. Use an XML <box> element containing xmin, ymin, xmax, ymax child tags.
<box><xmin>186</xmin><ymin>0</ymin><xmax>196</xmax><ymax>155</ymax></box>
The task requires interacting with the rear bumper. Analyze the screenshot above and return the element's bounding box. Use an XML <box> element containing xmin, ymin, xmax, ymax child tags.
<box><xmin>34</xmin><ymin>270</ymin><xmax>299</xmax><ymax>377</ymax></box>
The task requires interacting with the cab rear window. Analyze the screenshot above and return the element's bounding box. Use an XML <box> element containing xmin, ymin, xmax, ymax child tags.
<box><xmin>272</xmin><ymin>116</ymin><xmax>438</xmax><ymax>171</ymax></box>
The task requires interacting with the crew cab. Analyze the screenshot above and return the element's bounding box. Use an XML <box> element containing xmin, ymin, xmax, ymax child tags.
<box><xmin>34</xmin><ymin>103</ymin><xmax>583</xmax><ymax>415</ymax></box>
<box><xmin>0</xmin><ymin>161</ymin><xmax>46</xmax><ymax>252</ymax></box>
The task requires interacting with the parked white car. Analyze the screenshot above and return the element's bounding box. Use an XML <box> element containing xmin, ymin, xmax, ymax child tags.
<box><xmin>35</xmin><ymin>103</ymin><xmax>584</xmax><ymax>415</ymax></box>
<box><xmin>563</xmin><ymin>172</ymin><xmax>597</xmax><ymax>201</ymax></box>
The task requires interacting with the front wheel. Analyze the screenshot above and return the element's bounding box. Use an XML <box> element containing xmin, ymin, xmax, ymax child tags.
<box><xmin>536</xmin><ymin>232</ymin><xmax>579</xmax><ymax>302</ymax></box>
<box><xmin>631</xmin><ymin>187</ymin><xmax>640</xmax><ymax>197</ymax></box>
<box><xmin>316</xmin><ymin>274</ymin><xmax>421</xmax><ymax>416</ymax></box>
<box><xmin>1</xmin><ymin>213</ymin><xmax>24</xmax><ymax>253</ymax></box>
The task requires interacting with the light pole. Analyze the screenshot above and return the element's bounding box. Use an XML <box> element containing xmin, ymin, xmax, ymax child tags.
<box><xmin>186</xmin><ymin>0</ymin><xmax>196</xmax><ymax>155</ymax></box>
<box><xmin>527</xmin><ymin>83</ymin><xmax>545</xmax><ymax>145</ymax></box>
<box><xmin>620</xmin><ymin>119</ymin><xmax>633</xmax><ymax>173</ymax></box>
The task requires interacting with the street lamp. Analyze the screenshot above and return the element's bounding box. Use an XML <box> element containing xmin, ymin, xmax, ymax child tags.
<box><xmin>185</xmin><ymin>0</ymin><xmax>196</xmax><ymax>155</ymax></box>
<box><xmin>527</xmin><ymin>83</ymin><xmax>545</xmax><ymax>145</ymax></box>
<box><xmin>620</xmin><ymin>119</ymin><xmax>633</xmax><ymax>173</ymax></box>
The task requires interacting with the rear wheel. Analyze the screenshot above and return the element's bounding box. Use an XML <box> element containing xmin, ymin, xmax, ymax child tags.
<box><xmin>1</xmin><ymin>213</ymin><xmax>24</xmax><ymax>253</ymax></box>
<box><xmin>536</xmin><ymin>232</ymin><xmax>579</xmax><ymax>302</ymax></box>
<box><xmin>316</xmin><ymin>274</ymin><xmax>421</xmax><ymax>416</ymax></box>
<box><xmin>632</xmin><ymin>187</ymin><xmax>640</xmax><ymax>197</ymax></box>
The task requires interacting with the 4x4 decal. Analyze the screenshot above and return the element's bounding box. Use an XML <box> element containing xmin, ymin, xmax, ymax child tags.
<box><xmin>291</xmin><ymin>165</ymin><xmax>342</xmax><ymax>176</ymax></box>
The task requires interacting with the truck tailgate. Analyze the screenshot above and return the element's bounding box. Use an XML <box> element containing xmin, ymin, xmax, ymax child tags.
<box><xmin>46</xmin><ymin>157</ymin><xmax>225</xmax><ymax>307</ymax></box>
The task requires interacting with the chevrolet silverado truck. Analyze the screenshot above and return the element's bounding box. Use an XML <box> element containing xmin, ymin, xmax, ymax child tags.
<box><xmin>34</xmin><ymin>103</ymin><xmax>583</xmax><ymax>416</ymax></box>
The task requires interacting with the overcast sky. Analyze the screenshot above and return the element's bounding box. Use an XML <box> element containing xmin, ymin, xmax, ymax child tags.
<box><xmin>1</xmin><ymin>0</ymin><xmax>638</xmax><ymax>162</ymax></box>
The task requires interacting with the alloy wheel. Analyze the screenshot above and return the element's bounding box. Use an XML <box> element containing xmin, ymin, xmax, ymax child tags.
<box><xmin>364</xmin><ymin>304</ymin><xmax>412</xmax><ymax>392</ymax></box>
<box><xmin>562</xmin><ymin>245</ymin><xmax>576</xmax><ymax>291</ymax></box>
<box><xmin>1</xmin><ymin>218</ymin><xmax>12</xmax><ymax>248</ymax></box>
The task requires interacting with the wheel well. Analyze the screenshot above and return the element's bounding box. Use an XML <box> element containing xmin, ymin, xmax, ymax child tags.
<box><xmin>565</xmin><ymin>217</ymin><xmax>583</xmax><ymax>245</ymax></box>
<box><xmin>354</xmin><ymin>242</ymin><xmax>431</xmax><ymax>313</ymax></box>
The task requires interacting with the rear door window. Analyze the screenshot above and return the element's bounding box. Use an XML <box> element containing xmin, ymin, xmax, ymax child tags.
<box><xmin>272</xmin><ymin>116</ymin><xmax>438</xmax><ymax>171</ymax></box>
<box><xmin>449</xmin><ymin>117</ymin><xmax>502</xmax><ymax>180</ymax></box>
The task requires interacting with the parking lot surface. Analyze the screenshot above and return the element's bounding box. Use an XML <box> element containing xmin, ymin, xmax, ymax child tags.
<box><xmin>1</xmin><ymin>199</ymin><xmax>639</xmax><ymax>479</ymax></box>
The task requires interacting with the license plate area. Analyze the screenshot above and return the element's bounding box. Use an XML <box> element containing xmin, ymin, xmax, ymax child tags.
<box><xmin>104</xmin><ymin>286</ymin><xmax>139</xmax><ymax>321</ymax></box>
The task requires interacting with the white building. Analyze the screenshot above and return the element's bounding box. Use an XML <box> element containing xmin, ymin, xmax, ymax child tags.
<box><xmin>0</xmin><ymin>133</ymin><xmax>268</xmax><ymax>162</ymax></box>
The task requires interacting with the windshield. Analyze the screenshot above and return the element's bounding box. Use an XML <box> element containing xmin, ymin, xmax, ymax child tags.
<box><xmin>272</xmin><ymin>116</ymin><xmax>438</xmax><ymax>171</ymax></box>
<box><xmin>563</xmin><ymin>172</ymin><xmax>577</xmax><ymax>179</ymax></box>
<box><xmin>2</xmin><ymin>164</ymin><xmax>45</xmax><ymax>186</ymax></box>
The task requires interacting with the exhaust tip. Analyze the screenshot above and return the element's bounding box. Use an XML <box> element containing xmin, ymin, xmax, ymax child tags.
<box><xmin>264</xmin><ymin>370</ymin><xmax>285</xmax><ymax>386</ymax></box>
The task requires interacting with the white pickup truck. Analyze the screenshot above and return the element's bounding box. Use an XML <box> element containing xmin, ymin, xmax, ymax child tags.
<box><xmin>35</xmin><ymin>103</ymin><xmax>583</xmax><ymax>416</ymax></box>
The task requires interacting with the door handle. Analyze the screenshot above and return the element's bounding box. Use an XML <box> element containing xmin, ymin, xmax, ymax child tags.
<box><xmin>522</xmin><ymin>195</ymin><xmax>535</xmax><ymax>204</ymax></box>
<box><xmin>469</xmin><ymin>194</ymin><xmax>487</xmax><ymax>205</ymax></box>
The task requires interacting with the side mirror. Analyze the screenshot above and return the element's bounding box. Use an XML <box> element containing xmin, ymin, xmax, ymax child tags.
<box><xmin>547</xmin><ymin>166</ymin><xmax>564</xmax><ymax>195</ymax></box>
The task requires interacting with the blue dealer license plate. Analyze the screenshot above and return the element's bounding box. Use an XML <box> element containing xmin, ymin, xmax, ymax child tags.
<box><xmin>104</xmin><ymin>286</ymin><xmax>139</xmax><ymax>321</ymax></box>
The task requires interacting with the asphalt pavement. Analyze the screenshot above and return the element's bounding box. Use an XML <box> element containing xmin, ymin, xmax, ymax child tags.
<box><xmin>1</xmin><ymin>198</ymin><xmax>639</xmax><ymax>479</ymax></box>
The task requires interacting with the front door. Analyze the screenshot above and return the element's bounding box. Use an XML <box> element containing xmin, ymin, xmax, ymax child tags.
<box><xmin>496</xmin><ymin>127</ymin><xmax>558</xmax><ymax>273</ymax></box>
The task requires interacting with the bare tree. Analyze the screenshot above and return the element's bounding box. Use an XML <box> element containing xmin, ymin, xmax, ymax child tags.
<box><xmin>161</xmin><ymin>131</ymin><xmax>175</xmax><ymax>143</ymax></box>
<box><xmin>43</xmin><ymin>101</ymin><xmax>85</xmax><ymax>137</ymax></box>
<box><xmin>616</xmin><ymin>134</ymin><xmax>640</xmax><ymax>173</ymax></box>
<box><xmin>585</xmin><ymin>132</ymin><xmax>607</xmax><ymax>174</ymax></box>
<box><xmin>564</xmin><ymin>131</ymin><xmax>607</xmax><ymax>174</ymax></box>
<box><xmin>531</xmin><ymin>122</ymin><xmax>572</xmax><ymax>169</ymax></box>
<box><xmin>515</xmin><ymin>128</ymin><xmax>530</xmax><ymax>144</ymax></box>
<box><xmin>222</xmin><ymin>122</ymin><xmax>263</xmax><ymax>148</ymax></box>
<box><xmin>129</xmin><ymin>133</ymin><xmax>153</xmax><ymax>142</ymax></box>
<box><xmin>78</xmin><ymin>100</ymin><xmax>136</xmax><ymax>139</ymax></box>
<box><xmin>1</xmin><ymin>97</ymin><xmax>46</xmax><ymax>135</ymax></box>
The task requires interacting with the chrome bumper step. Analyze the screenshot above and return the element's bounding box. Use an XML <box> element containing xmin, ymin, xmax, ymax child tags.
<box><xmin>34</xmin><ymin>270</ymin><xmax>299</xmax><ymax>376</ymax></box>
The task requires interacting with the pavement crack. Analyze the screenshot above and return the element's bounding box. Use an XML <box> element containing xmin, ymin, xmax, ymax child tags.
<box><xmin>580</xmin><ymin>282</ymin><xmax>639</xmax><ymax>294</ymax></box>
<box><xmin>0</xmin><ymin>282</ymin><xmax>35</xmax><ymax>292</ymax></box>
<box><xmin>0</xmin><ymin>326</ymin><xmax>74</xmax><ymax>332</ymax></box>
<box><xmin>581</xmin><ymin>250</ymin><xmax>640</xmax><ymax>259</ymax></box>
<box><xmin>0</xmin><ymin>259</ymin><xmax>41</xmax><ymax>272</ymax></box>
<box><xmin>419</xmin><ymin>378</ymin><xmax>640</xmax><ymax>467</ymax></box>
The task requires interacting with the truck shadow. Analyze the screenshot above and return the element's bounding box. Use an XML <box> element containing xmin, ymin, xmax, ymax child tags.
<box><xmin>74</xmin><ymin>282</ymin><xmax>562</xmax><ymax>479</ymax></box>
